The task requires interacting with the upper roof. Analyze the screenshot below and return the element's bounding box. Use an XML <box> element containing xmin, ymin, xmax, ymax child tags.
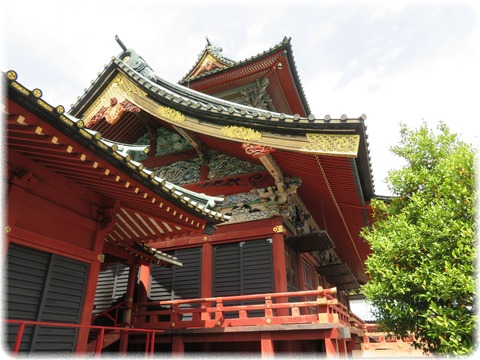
<box><xmin>69</xmin><ymin>45</ymin><xmax>374</xmax><ymax>197</ymax></box>
<box><xmin>67</xmin><ymin>38</ymin><xmax>376</xmax><ymax>283</ymax></box>
<box><xmin>179</xmin><ymin>37</ymin><xmax>236</xmax><ymax>82</ymax></box>
<box><xmin>178</xmin><ymin>37</ymin><xmax>312</xmax><ymax>117</ymax></box>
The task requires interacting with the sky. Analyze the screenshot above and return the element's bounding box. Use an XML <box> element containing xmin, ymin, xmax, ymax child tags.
<box><xmin>2</xmin><ymin>0</ymin><xmax>479</xmax><ymax>196</ymax></box>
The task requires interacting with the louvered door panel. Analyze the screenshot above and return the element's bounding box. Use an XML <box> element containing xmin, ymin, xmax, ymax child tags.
<box><xmin>6</xmin><ymin>243</ymin><xmax>89</xmax><ymax>352</ymax></box>
<box><xmin>93</xmin><ymin>264</ymin><xmax>130</xmax><ymax>314</ymax></box>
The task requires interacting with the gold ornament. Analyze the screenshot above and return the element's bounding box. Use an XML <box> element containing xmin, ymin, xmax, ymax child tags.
<box><xmin>221</xmin><ymin>126</ymin><xmax>262</xmax><ymax>141</ymax></box>
<box><xmin>301</xmin><ymin>133</ymin><xmax>359</xmax><ymax>157</ymax></box>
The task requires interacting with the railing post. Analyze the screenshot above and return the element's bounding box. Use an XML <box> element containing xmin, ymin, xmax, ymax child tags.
<box><xmin>214</xmin><ymin>299</ymin><xmax>224</xmax><ymax>326</ymax></box>
<box><xmin>144</xmin><ymin>332</ymin><xmax>150</xmax><ymax>355</ymax></box>
<box><xmin>95</xmin><ymin>328</ymin><xmax>105</xmax><ymax>356</ymax></box>
<box><xmin>264</xmin><ymin>296</ymin><xmax>273</xmax><ymax>322</ymax></box>
<box><xmin>317</xmin><ymin>286</ymin><xmax>329</xmax><ymax>323</ymax></box>
<box><xmin>149</xmin><ymin>331</ymin><xmax>156</xmax><ymax>355</ymax></box>
<box><xmin>200</xmin><ymin>302</ymin><xmax>211</xmax><ymax>321</ymax></box>
<box><xmin>12</xmin><ymin>322</ymin><xmax>26</xmax><ymax>355</ymax></box>
<box><xmin>171</xmin><ymin>304</ymin><xmax>180</xmax><ymax>329</ymax></box>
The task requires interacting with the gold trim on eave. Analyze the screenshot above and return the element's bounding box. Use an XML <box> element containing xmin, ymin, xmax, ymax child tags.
<box><xmin>156</xmin><ymin>106</ymin><xmax>185</xmax><ymax>123</ymax></box>
<box><xmin>221</xmin><ymin>126</ymin><xmax>262</xmax><ymax>141</ymax></box>
<box><xmin>301</xmin><ymin>133</ymin><xmax>360</xmax><ymax>157</ymax></box>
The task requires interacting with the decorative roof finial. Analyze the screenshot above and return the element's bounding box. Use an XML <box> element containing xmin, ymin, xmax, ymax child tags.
<box><xmin>115</xmin><ymin>35</ymin><xmax>128</xmax><ymax>52</ymax></box>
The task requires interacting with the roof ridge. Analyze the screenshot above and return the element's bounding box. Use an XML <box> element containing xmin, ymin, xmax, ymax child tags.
<box><xmin>179</xmin><ymin>37</ymin><xmax>291</xmax><ymax>84</ymax></box>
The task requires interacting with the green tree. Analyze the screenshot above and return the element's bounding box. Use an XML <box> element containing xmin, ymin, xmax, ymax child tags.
<box><xmin>361</xmin><ymin>121</ymin><xmax>476</xmax><ymax>355</ymax></box>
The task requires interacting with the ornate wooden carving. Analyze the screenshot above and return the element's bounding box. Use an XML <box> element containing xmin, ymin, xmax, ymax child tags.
<box><xmin>86</xmin><ymin>97</ymin><xmax>141</xmax><ymax>128</ymax></box>
<box><xmin>242</xmin><ymin>143</ymin><xmax>276</xmax><ymax>158</ymax></box>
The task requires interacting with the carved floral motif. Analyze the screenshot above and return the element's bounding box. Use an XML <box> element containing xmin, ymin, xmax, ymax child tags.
<box><xmin>220</xmin><ymin>126</ymin><xmax>262</xmax><ymax>141</ymax></box>
<box><xmin>242</xmin><ymin>143</ymin><xmax>276</xmax><ymax>158</ymax></box>
<box><xmin>301</xmin><ymin>133</ymin><xmax>360</xmax><ymax>156</ymax></box>
<box><xmin>86</xmin><ymin>97</ymin><xmax>140</xmax><ymax>128</ymax></box>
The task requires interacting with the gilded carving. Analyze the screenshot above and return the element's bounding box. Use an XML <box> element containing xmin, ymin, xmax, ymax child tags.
<box><xmin>7</xmin><ymin>70</ymin><xmax>17</xmax><ymax>81</ymax></box>
<box><xmin>33</xmin><ymin>89</ymin><xmax>42</xmax><ymax>98</ymax></box>
<box><xmin>220</xmin><ymin>126</ymin><xmax>262</xmax><ymax>141</ymax></box>
<box><xmin>301</xmin><ymin>133</ymin><xmax>359</xmax><ymax>156</ymax></box>
<box><xmin>11</xmin><ymin>82</ymin><xmax>29</xmax><ymax>96</ymax></box>
<box><xmin>60</xmin><ymin>114</ymin><xmax>74</xmax><ymax>126</ymax></box>
<box><xmin>86</xmin><ymin>97</ymin><xmax>141</xmax><ymax>128</ymax></box>
<box><xmin>37</xmin><ymin>99</ymin><xmax>53</xmax><ymax>112</ymax></box>
<box><xmin>83</xmin><ymin>73</ymin><xmax>146</xmax><ymax>123</ymax></box>
<box><xmin>156</xmin><ymin>106</ymin><xmax>186</xmax><ymax>124</ymax></box>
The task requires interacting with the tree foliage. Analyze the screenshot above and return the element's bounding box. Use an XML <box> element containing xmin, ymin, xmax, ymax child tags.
<box><xmin>361</xmin><ymin>122</ymin><xmax>477</xmax><ymax>355</ymax></box>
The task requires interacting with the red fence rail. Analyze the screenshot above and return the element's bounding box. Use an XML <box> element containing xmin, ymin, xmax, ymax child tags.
<box><xmin>91</xmin><ymin>300</ymin><xmax>126</xmax><ymax>326</ymax></box>
<box><xmin>5</xmin><ymin>319</ymin><xmax>163</xmax><ymax>356</ymax></box>
<box><xmin>132</xmin><ymin>286</ymin><xmax>366</xmax><ymax>331</ymax></box>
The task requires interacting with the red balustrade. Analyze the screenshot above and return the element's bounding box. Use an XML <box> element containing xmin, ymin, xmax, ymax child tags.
<box><xmin>132</xmin><ymin>286</ymin><xmax>366</xmax><ymax>331</ymax></box>
<box><xmin>5</xmin><ymin>319</ymin><xmax>163</xmax><ymax>356</ymax></box>
<box><xmin>90</xmin><ymin>300</ymin><xmax>126</xmax><ymax>326</ymax></box>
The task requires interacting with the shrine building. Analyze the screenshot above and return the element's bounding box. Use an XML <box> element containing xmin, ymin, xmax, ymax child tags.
<box><xmin>4</xmin><ymin>36</ymin><xmax>410</xmax><ymax>357</ymax></box>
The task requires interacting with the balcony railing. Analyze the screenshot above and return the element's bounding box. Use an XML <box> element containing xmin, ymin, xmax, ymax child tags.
<box><xmin>5</xmin><ymin>319</ymin><xmax>162</xmax><ymax>356</ymax></box>
<box><xmin>132</xmin><ymin>286</ymin><xmax>365</xmax><ymax>331</ymax></box>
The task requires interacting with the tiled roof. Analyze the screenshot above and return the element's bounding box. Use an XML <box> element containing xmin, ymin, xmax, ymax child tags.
<box><xmin>178</xmin><ymin>37</ymin><xmax>312</xmax><ymax>115</ymax></box>
<box><xmin>69</xmin><ymin>48</ymin><xmax>375</xmax><ymax>196</ymax></box>
<box><xmin>5</xmin><ymin>70</ymin><xmax>229</xmax><ymax>226</ymax></box>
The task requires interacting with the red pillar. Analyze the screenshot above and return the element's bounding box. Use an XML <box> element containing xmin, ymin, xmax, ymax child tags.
<box><xmin>201</xmin><ymin>241</ymin><xmax>213</xmax><ymax>297</ymax></box>
<box><xmin>271</xmin><ymin>217</ymin><xmax>288</xmax><ymax>316</ymax></box>
<box><xmin>297</xmin><ymin>254</ymin><xmax>308</xmax><ymax>315</ymax></box>
<box><xmin>261</xmin><ymin>332</ymin><xmax>274</xmax><ymax>358</ymax></box>
<box><xmin>138</xmin><ymin>264</ymin><xmax>151</xmax><ymax>299</ymax></box>
<box><xmin>137</xmin><ymin>264</ymin><xmax>151</xmax><ymax>325</ymax></box>
<box><xmin>201</xmin><ymin>241</ymin><xmax>213</xmax><ymax>321</ymax></box>
<box><xmin>119</xmin><ymin>263</ymin><xmax>138</xmax><ymax>353</ymax></box>
<box><xmin>324</xmin><ymin>338</ymin><xmax>338</xmax><ymax>358</ymax></box>
<box><xmin>338</xmin><ymin>339</ymin><xmax>347</xmax><ymax>357</ymax></box>
<box><xmin>75</xmin><ymin>223</ymin><xmax>106</xmax><ymax>353</ymax></box>
<box><xmin>347</xmin><ymin>338</ymin><xmax>357</xmax><ymax>355</ymax></box>
<box><xmin>172</xmin><ymin>335</ymin><xmax>184</xmax><ymax>356</ymax></box>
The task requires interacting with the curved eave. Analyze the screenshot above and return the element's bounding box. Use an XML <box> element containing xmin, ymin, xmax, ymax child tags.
<box><xmin>179</xmin><ymin>37</ymin><xmax>311</xmax><ymax>116</ymax></box>
<box><xmin>120</xmin><ymin>60</ymin><xmax>365</xmax><ymax>156</ymax></box>
<box><xmin>5</xmin><ymin>70</ymin><xmax>228</xmax><ymax>226</ymax></box>
<box><xmin>69</xmin><ymin>56</ymin><xmax>375</xmax><ymax>198</ymax></box>
<box><xmin>178</xmin><ymin>37</ymin><xmax>290</xmax><ymax>85</ymax></box>
<box><xmin>180</xmin><ymin>43</ymin><xmax>237</xmax><ymax>84</ymax></box>
<box><xmin>282</xmin><ymin>39</ymin><xmax>312</xmax><ymax>117</ymax></box>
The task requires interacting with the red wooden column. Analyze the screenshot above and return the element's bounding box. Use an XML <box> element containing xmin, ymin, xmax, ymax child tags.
<box><xmin>75</xmin><ymin>223</ymin><xmax>107</xmax><ymax>352</ymax></box>
<box><xmin>347</xmin><ymin>337</ymin><xmax>357</xmax><ymax>354</ymax></box>
<box><xmin>261</xmin><ymin>332</ymin><xmax>274</xmax><ymax>358</ymax></box>
<box><xmin>271</xmin><ymin>217</ymin><xmax>287</xmax><ymax>293</ymax></box>
<box><xmin>271</xmin><ymin>217</ymin><xmax>288</xmax><ymax>317</ymax></box>
<box><xmin>119</xmin><ymin>263</ymin><xmax>139</xmax><ymax>353</ymax></box>
<box><xmin>201</xmin><ymin>240</ymin><xmax>213</xmax><ymax>297</ymax></box>
<box><xmin>325</xmin><ymin>338</ymin><xmax>338</xmax><ymax>358</ymax></box>
<box><xmin>338</xmin><ymin>339</ymin><xmax>347</xmax><ymax>356</ymax></box>
<box><xmin>136</xmin><ymin>264</ymin><xmax>151</xmax><ymax>324</ymax></box>
<box><xmin>201</xmin><ymin>241</ymin><xmax>213</xmax><ymax>320</ymax></box>
<box><xmin>296</xmin><ymin>253</ymin><xmax>308</xmax><ymax>315</ymax></box>
<box><xmin>138</xmin><ymin>264</ymin><xmax>151</xmax><ymax>299</ymax></box>
<box><xmin>172</xmin><ymin>335</ymin><xmax>184</xmax><ymax>356</ymax></box>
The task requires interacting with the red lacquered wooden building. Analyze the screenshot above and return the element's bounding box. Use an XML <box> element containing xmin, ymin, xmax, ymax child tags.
<box><xmin>4</xmin><ymin>36</ymin><xmax>381</xmax><ymax>357</ymax></box>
